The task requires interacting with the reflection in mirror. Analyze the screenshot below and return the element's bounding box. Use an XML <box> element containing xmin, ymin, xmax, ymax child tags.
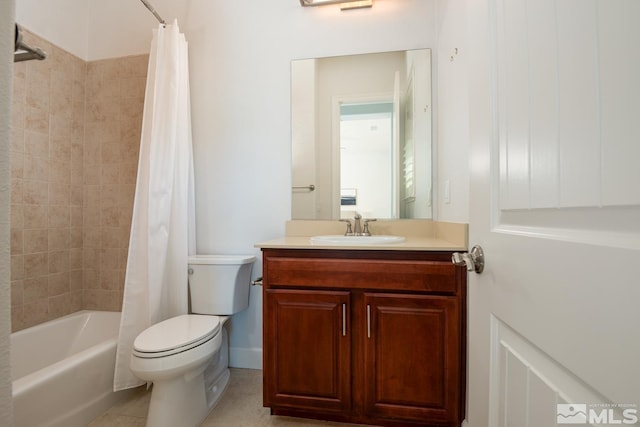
<box><xmin>291</xmin><ymin>49</ymin><xmax>432</xmax><ymax>220</ymax></box>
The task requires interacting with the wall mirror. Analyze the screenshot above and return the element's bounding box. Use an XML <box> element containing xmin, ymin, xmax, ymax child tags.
<box><xmin>291</xmin><ymin>48</ymin><xmax>432</xmax><ymax>220</ymax></box>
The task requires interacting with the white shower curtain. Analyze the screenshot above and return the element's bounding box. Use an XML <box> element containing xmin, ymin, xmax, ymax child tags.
<box><xmin>114</xmin><ymin>20</ymin><xmax>196</xmax><ymax>391</ymax></box>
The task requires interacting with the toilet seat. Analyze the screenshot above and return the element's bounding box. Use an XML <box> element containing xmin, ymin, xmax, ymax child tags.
<box><xmin>133</xmin><ymin>314</ymin><xmax>221</xmax><ymax>359</ymax></box>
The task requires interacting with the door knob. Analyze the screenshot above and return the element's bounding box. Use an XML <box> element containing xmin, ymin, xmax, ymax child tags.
<box><xmin>452</xmin><ymin>245</ymin><xmax>485</xmax><ymax>274</ymax></box>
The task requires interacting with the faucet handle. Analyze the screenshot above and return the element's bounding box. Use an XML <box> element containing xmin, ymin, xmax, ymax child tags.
<box><xmin>361</xmin><ymin>218</ymin><xmax>376</xmax><ymax>236</ymax></box>
<box><xmin>340</xmin><ymin>219</ymin><xmax>354</xmax><ymax>236</ymax></box>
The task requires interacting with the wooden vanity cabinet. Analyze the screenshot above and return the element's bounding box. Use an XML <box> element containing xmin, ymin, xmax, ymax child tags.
<box><xmin>363</xmin><ymin>293</ymin><xmax>460</xmax><ymax>425</ymax></box>
<box><xmin>261</xmin><ymin>249</ymin><xmax>467</xmax><ymax>427</ymax></box>
<box><xmin>263</xmin><ymin>289</ymin><xmax>352</xmax><ymax>413</ymax></box>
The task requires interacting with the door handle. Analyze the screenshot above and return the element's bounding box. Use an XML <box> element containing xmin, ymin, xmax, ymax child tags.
<box><xmin>452</xmin><ymin>245</ymin><xmax>485</xmax><ymax>274</ymax></box>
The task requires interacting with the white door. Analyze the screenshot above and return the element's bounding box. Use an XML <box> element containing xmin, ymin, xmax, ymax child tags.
<box><xmin>467</xmin><ymin>1</ymin><xmax>640</xmax><ymax>426</ymax></box>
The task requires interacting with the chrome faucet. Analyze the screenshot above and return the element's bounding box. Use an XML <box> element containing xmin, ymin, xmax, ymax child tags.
<box><xmin>353</xmin><ymin>212</ymin><xmax>363</xmax><ymax>235</ymax></box>
<box><xmin>341</xmin><ymin>212</ymin><xmax>377</xmax><ymax>236</ymax></box>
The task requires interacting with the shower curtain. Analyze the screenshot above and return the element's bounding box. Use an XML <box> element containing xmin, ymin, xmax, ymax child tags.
<box><xmin>114</xmin><ymin>20</ymin><xmax>196</xmax><ymax>391</ymax></box>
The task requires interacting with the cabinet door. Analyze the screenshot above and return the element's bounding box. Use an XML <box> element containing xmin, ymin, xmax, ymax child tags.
<box><xmin>363</xmin><ymin>293</ymin><xmax>461</xmax><ymax>424</ymax></box>
<box><xmin>264</xmin><ymin>289</ymin><xmax>351</xmax><ymax>413</ymax></box>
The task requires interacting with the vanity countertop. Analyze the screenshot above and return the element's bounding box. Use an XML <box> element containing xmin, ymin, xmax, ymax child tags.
<box><xmin>255</xmin><ymin>220</ymin><xmax>468</xmax><ymax>251</ymax></box>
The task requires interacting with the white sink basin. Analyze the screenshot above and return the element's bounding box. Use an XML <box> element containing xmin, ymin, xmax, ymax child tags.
<box><xmin>309</xmin><ymin>235</ymin><xmax>406</xmax><ymax>245</ymax></box>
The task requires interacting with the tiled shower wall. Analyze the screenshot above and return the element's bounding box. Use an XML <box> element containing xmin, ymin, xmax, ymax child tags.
<box><xmin>10</xmin><ymin>32</ymin><xmax>85</xmax><ymax>330</ymax></box>
<box><xmin>10</xmin><ymin>29</ymin><xmax>148</xmax><ymax>331</ymax></box>
<box><xmin>82</xmin><ymin>53</ymin><xmax>147</xmax><ymax>314</ymax></box>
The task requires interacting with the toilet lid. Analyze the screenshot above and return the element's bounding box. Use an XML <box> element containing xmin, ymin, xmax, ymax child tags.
<box><xmin>133</xmin><ymin>315</ymin><xmax>221</xmax><ymax>357</ymax></box>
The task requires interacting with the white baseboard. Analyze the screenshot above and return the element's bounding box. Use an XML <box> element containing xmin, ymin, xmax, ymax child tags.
<box><xmin>229</xmin><ymin>346</ymin><xmax>262</xmax><ymax>370</ymax></box>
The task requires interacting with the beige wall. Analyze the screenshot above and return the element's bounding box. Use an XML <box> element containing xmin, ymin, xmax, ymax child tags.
<box><xmin>10</xmin><ymin>29</ymin><xmax>147</xmax><ymax>331</ymax></box>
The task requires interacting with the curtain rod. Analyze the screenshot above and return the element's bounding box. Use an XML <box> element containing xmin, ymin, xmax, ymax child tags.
<box><xmin>139</xmin><ymin>0</ymin><xmax>166</xmax><ymax>26</ymax></box>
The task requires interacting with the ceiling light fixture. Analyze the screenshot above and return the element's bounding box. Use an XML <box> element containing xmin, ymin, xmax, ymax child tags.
<box><xmin>300</xmin><ymin>0</ymin><xmax>373</xmax><ymax>10</ymax></box>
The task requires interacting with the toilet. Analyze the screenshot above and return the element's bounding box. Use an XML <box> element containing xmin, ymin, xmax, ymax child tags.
<box><xmin>130</xmin><ymin>254</ymin><xmax>256</xmax><ymax>427</ymax></box>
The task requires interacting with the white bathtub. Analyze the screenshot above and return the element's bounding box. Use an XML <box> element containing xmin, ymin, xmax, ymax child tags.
<box><xmin>11</xmin><ymin>310</ymin><xmax>133</xmax><ymax>427</ymax></box>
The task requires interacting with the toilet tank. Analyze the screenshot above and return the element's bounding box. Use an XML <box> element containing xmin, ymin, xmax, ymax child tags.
<box><xmin>188</xmin><ymin>255</ymin><xmax>256</xmax><ymax>315</ymax></box>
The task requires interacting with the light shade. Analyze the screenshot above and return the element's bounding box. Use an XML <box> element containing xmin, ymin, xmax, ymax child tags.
<box><xmin>300</xmin><ymin>0</ymin><xmax>373</xmax><ymax>9</ymax></box>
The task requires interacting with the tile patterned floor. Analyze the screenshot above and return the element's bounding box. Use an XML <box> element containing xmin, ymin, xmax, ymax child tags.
<box><xmin>87</xmin><ymin>368</ymin><xmax>371</xmax><ymax>427</ymax></box>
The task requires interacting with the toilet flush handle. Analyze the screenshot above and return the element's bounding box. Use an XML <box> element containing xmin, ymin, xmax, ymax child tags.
<box><xmin>188</xmin><ymin>268</ymin><xmax>194</xmax><ymax>275</ymax></box>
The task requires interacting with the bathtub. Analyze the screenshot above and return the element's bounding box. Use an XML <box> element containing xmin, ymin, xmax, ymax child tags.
<box><xmin>11</xmin><ymin>310</ymin><xmax>133</xmax><ymax>427</ymax></box>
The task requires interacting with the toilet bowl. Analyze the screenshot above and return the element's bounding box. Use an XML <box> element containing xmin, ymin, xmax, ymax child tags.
<box><xmin>129</xmin><ymin>254</ymin><xmax>255</xmax><ymax>427</ymax></box>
